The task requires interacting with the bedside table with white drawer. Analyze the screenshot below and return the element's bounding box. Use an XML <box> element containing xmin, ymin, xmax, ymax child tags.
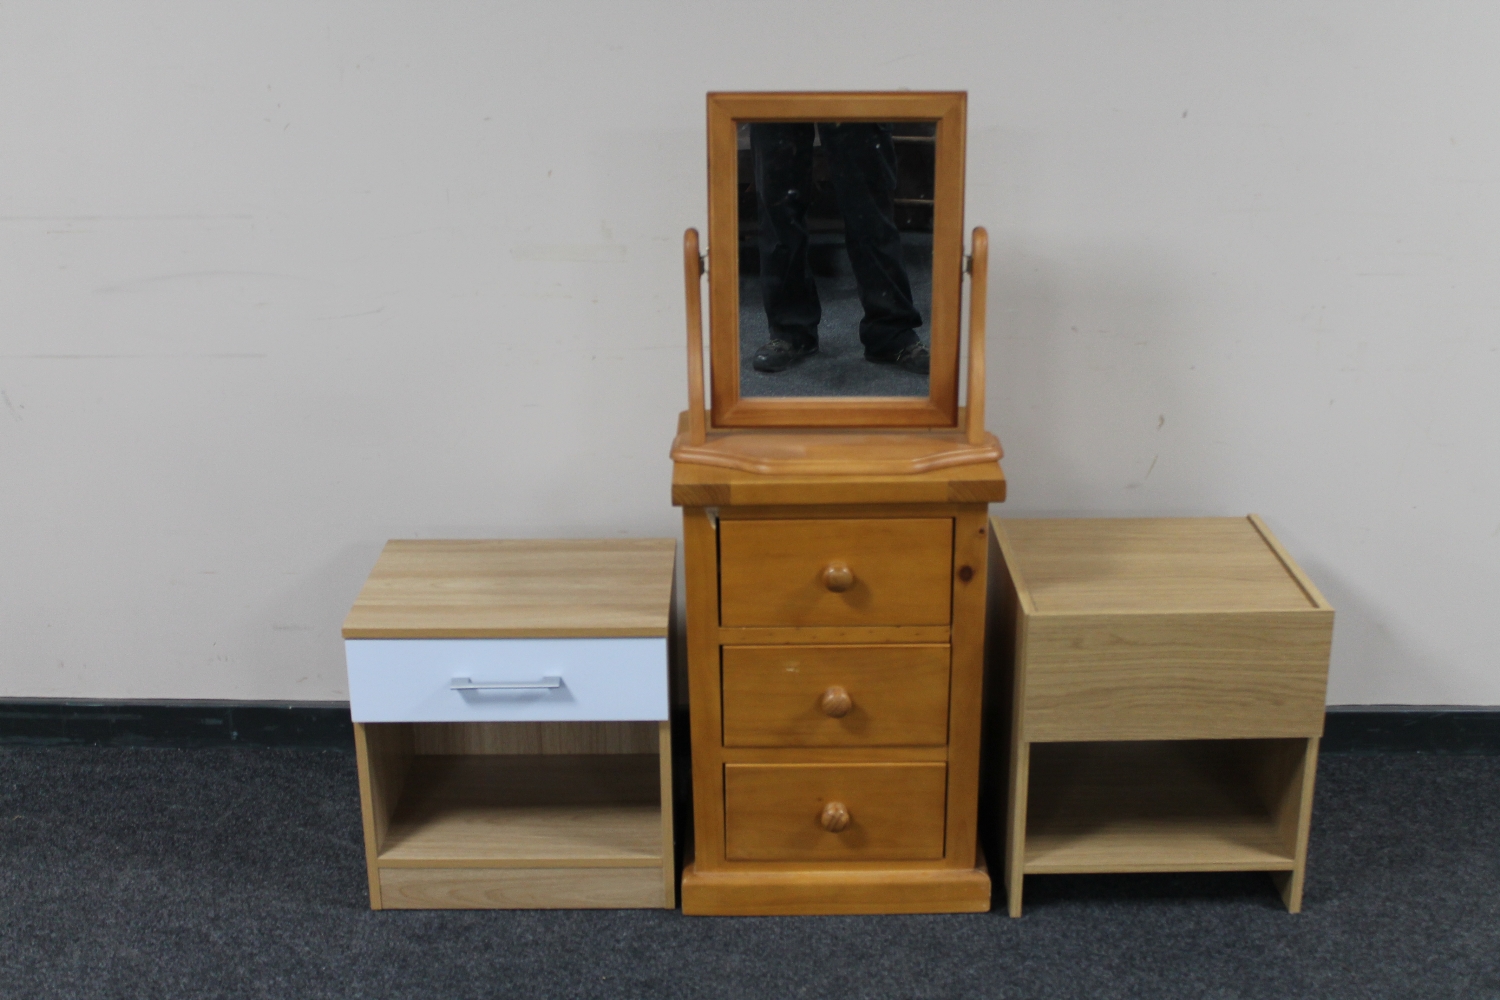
<box><xmin>342</xmin><ymin>538</ymin><xmax>677</xmax><ymax>910</ymax></box>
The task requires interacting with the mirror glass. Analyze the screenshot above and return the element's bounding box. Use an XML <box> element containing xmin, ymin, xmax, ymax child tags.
<box><xmin>736</xmin><ymin>121</ymin><xmax>936</xmax><ymax>399</ymax></box>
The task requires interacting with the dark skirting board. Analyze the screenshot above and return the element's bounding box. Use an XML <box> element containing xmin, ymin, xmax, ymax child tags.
<box><xmin>1</xmin><ymin>701</ymin><xmax>1498</xmax><ymax>753</ymax></box>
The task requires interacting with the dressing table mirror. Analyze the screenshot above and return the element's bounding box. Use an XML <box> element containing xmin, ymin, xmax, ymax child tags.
<box><xmin>671</xmin><ymin>91</ymin><xmax>1003</xmax><ymax>474</ymax></box>
<box><xmin>670</xmin><ymin>93</ymin><xmax>1006</xmax><ymax>916</ymax></box>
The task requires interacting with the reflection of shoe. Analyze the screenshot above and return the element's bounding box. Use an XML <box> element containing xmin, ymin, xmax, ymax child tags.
<box><xmin>752</xmin><ymin>339</ymin><xmax>817</xmax><ymax>373</ymax></box>
<box><xmin>866</xmin><ymin>342</ymin><xmax>930</xmax><ymax>375</ymax></box>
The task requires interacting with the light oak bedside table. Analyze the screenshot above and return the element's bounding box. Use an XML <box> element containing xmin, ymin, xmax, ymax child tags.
<box><xmin>342</xmin><ymin>539</ymin><xmax>677</xmax><ymax>910</ymax></box>
<box><xmin>988</xmin><ymin>516</ymin><xmax>1334</xmax><ymax>916</ymax></box>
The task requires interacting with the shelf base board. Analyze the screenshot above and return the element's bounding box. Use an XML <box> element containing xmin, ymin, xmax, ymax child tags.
<box><xmin>379</xmin><ymin>753</ymin><xmax>663</xmax><ymax>866</ymax></box>
<box><xmin>378</xmin><ymin>865</ymin><xmax>667</xmax><ymax>910</ymax></box>
<box><xmin>1024</xmin><ymin>854</ymin><xmax>1296</xmax><ymax>875</ymax></box>
<box><xmin>1024</xmin><ymin>818</ymin><xmax>1297</xmax><ymax>874</ymax></box>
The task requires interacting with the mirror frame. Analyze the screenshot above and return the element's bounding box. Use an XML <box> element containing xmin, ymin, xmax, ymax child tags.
<box><xmin>706</xmin><ymin>91</ymin><xmax>967</xmax><ymax>428</ymax></box>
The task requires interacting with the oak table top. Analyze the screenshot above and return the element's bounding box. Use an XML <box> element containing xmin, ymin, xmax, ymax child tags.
<box><xmin>999</xmin><ymin>516</ymin><xmax>1326</xmax><ymax>615</ymax></box>
<box><xmin>341</xmin><ymin>539</ymin><xmax>677</xmax><ymax>640</ymax></box>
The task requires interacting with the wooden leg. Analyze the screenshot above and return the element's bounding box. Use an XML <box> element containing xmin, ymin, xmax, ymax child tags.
<box><xmin>352</xmin><ymin>723</ymin><xmax>383</xmax><ymax>910</ymax></box>
<box><xmin>1275</xmin><ymin>737</ymin><xmax>1320</xmax><ymax>913</ymax></box>
<box><xmin>657</xmin><ymin>720</ymin><xmax>676</xmax><ymax>909</ymax></box>
<box><xmin>1005</xmin><ymin>739</ymin><xmax>1029</xmax><ymax>917</ymax></box>
<box><xmin>353</xmin><ymin>722</ymin><xmax>413</xmax><ymax>911</ymax></box>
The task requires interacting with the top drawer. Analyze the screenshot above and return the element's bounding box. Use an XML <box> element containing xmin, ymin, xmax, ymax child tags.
<box><xmin>346</xmin><ymin>638</ymin><xmax>668</xmax><ymax>723</ymax></box>
<box><xmin>719</xmin><ymin>518</ymin><xmax>953</xmax><ymax>628</ymax></box>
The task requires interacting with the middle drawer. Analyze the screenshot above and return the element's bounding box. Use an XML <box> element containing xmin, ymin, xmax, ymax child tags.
<box><xmin>721</xmin><ymin>644</ymin><xmax>951</xmax><ymax>747</ymax></box>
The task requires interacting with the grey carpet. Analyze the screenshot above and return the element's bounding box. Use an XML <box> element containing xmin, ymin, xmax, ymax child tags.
<box><xmin>2</xmin><ymin>747</ymin><xmax>1497</xmax><ymax>999</ymax></box>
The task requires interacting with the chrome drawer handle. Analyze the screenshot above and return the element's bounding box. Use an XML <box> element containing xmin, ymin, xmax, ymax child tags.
<box><xmin>450</xmin><ymin>676</ymin><xmax>562</xmax><ymax>691</ymax></box>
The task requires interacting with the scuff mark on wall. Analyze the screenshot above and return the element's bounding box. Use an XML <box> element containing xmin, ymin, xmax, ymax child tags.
<box><xmin>1</xmin><ymin>389</ymin><xmax>22</xmax><ymax>423</ymax></box>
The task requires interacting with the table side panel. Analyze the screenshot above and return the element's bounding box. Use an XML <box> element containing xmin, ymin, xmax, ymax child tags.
<box><xmin>683</xmin><ymin>508</ymin><xmax>729</xmax><ymax>870</ymax></box>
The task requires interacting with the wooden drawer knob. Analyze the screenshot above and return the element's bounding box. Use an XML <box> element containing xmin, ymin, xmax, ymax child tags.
<box><xmin>819</xmin><ymin>685</ymin><xmax>853</xmax><ymax>718</ymax></box>
<box><xmin>820</xmin><ymin>801</ymin><xmax>851</xmax><ymax>833</ymax></box>
<box><xmin>822</xmin><ymin>562</ymin><xmax>854</xmax><ymax>592</ymax></box>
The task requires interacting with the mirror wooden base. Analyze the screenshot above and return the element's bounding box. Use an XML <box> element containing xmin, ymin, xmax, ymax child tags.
<box><xmin>680</xmin><ymin>851</ymin><xmax>991</xmax><ymax>916</ymax></box>
<box><xmin>670</xmin><ymin>417</ymin><xmax>1002</xmax><ymax>476</ymax></box>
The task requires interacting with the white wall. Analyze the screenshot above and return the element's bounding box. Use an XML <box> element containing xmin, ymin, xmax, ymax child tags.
<box><xmin>2</xmin><ymin>2</ymin><xmax>1497</xmax><ymax>705</ymax></box>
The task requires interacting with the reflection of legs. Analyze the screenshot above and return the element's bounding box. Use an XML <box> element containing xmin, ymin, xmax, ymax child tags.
<box><xmin>821</xmin><ymin>123</ymin><xmax>922</xmax><ymax>359</ymax></box>
<box><xmin>751</xmin><ymin>123</ymin><xmax>820</xmax><ymax>355</ymax></box>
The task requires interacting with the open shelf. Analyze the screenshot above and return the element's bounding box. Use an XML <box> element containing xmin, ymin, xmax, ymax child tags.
<box><xmin>378</xmin><ymin>754</ymin><xmax>663</xmax><ymax>868</ymax></box>
<box><xmin>1023</xmin><ymin>740</ymin><xmax>1300</xmax><ymax>874</ymax></box>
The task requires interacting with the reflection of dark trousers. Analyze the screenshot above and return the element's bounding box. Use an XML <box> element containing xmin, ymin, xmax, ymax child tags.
<box><xmin>751</xmin><ymin>123</ymin><xmax>921</xmax><ymax>357</ymax></box>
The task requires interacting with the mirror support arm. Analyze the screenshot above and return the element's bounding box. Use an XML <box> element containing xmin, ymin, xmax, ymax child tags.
<box><xmin>683</xmin><ymin>228</ymin><xmax>708</xmax><ymax>445</ymax></box>
<box><xmin>965</xmin><ymin>227</ymin><xmax>989</xmax><ymax>446</ymax></box>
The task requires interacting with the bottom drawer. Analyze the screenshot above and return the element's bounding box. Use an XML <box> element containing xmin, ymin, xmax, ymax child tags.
<box><xmin>378</xmin><ymin>866</ymin><xmax>665</xmax><ymax>909</ymax></box>
<box><xmin>724</xmin><ymin>763</ymin><xmax>947</xmax><ymax>861</ymax></box>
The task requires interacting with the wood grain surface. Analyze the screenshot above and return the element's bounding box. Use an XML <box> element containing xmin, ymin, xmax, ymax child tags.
<box><xmin>668</xmin><ymin>425</ymin><xmax>1003</xmax><ymax>476</ymax></box>
<box><xmin>719</xmin><ymin>518</ymin><xmax>953</xmax><ymax>627</ymax></box>
<box><xmin>408</xmin><ymin>721</ymin><xmax>658</xmax><ymax>755</ymax></box>
<box><xmin>656</xmin><ymin>721</ymin><xmax>676</xmax><ymax>907</ymax></box>
<box><xmin>724</xmin><ymin>762</ymin><xmax>947</xmax><ymax>861</ymax></box>
<box><xmin>718</xmin><ymin>625</ymin><xmax>951</xmax><ymax>646</ymax></box>
<box><xmin>379</xmin><ymin>866</ymin><xmax>663</xmax><ymax>909</ymax></box>
<box><xmin>720</xmin><ymin>644</ymin><xmax>950</xmax><ymax>747</ymax></box>
<box><xmin>682</xmin><ymin>508</ymin><xmax>728</xmax><ymax>871</ymax></box>
<box><xmin>342</xmin><ymin>539</ymin><xmax>676</xmax><ymax>639</ymax></box>
<box><xmin>964</xmin><ymin>228</ymin><xmax>988</xmax><ymax>445</ymax></box>
<box><xmin>1021</xmin><ymin>611</ymin><xmax>1332</xmax><ymax>741</ymax></box>
<box><xmin>354</xmin><ymin>722</ymin><xmax>412</xmax><ymax>909</ymax></box>
<box><xmin>1001</xmin><ymin>517</ymin><xmax>1320</xmax><ymax>615</ymax></box>
<box><xmin>1022</xmin><ymin>741</ymin><xmax>1299</xmax><ymax>874</ymax></box>
<box><xmin>679</xmin><ymin>859</ymin><xmax>990</xmax><ymax>915</ymax></box>
<box><xmin>378</xmin><ymin>754</ymin><xmax>661</xmax><ymax>866</ymax></box>
<box><xmin>670</xmin><ymin>420</ymin><xmax>1006</xmax><ymax>507</ymax></box>
<box><xmin>991</xmin><ymin>515</ymin><xmax>1334</xmax><ymax>916</ymax></box>
<box><xmin>941</xmin><ymin>508</ymin><xmax>989</xmax><ymax>868</ymax></box>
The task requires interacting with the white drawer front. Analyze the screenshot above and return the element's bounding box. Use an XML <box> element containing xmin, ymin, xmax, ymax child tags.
<box><xmin>345</xmin><ymin>638</ymin><xmax>668</xmax><ymax>723</ymax></box>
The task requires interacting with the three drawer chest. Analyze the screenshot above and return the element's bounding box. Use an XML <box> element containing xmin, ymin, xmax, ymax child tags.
<box><xmin>673</xmin><ymin>460</ymin><xmax>1007</xmax><ymax>915</ymax></box>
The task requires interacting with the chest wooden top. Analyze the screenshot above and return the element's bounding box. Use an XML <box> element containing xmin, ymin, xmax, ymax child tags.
<box><xmin>998</xmin><ymin>516</ymin><xmax>1328</xmax><ymax>615</ymax></box>
<box><xmin>342</xmin><ymin>539</ymin><xmax>676</xmax><ymax>639</ymax></box>
<box><xmin>672</xmin><ymin>460</ymin><xmax>1005</xmax><ymax>507</ymax></box>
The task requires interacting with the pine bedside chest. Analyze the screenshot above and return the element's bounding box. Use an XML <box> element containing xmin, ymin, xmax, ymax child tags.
<box><xmin>989</xmin><ymin>516</ymin><xmax>1334</xmax><ymax>916</ymax></box>
<box><xmin>342</xmin><ymin>539</ymin><xmax>677</xmax><ymax>910</ymax></box>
